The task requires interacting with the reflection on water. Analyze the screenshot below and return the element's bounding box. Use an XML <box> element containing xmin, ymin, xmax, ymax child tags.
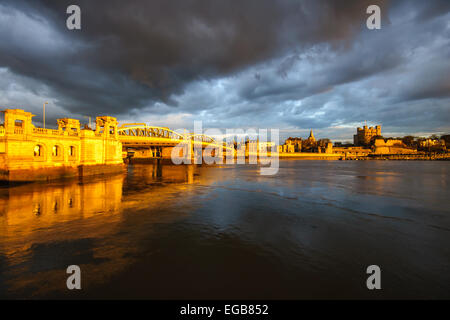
<box><xmin>0</xmin><ymin>162</ymin><xmax>198</xmax><ymax>298</ymax></box>
<box><xmin>0</xmin><ymin>160</ymin><xmax>449</xmax><ymax>299</ymax></box>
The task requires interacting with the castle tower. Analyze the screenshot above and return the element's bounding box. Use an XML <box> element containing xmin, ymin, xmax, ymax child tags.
<box><xmin>354</xmin><ymin>124</ymin><xmax>381</xmax><ymax>146</ymax></box>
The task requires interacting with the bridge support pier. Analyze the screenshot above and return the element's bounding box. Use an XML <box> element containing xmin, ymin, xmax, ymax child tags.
<box><xmin>0</xmin><ymin>109</ymin><xmax>124</xmax><ymax>182</ymax></box>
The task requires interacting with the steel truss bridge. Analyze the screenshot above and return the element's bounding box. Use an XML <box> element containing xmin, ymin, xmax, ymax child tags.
<box><xmin>117</xmin><ymin>123</ymin><xmax>232</xmax><ymax>151</ymax></box>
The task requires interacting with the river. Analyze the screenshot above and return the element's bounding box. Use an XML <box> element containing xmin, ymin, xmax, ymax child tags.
<box><xmin>0</xmin><ymin>160</ymin><xmax>449</xmax><ymax>299</ymax></box>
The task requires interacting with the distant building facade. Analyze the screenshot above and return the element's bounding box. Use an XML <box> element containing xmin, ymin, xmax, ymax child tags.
<box><xmin>418</xmin><ymin>138</ymin><xmax>445</xmax><ymax>148</ymax></box>
<box><xmin>281</xmin><ymin>137</ymin><xmax>302</xmax><ymax>153</ymax></box>
<box><xmin>278</xmin><ymin>130</ymin><xmax>333</xmax><ymax>154</ymax></box>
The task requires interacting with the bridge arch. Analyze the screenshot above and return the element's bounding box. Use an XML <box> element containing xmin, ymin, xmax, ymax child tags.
<box><xmin>189</xmin><ymin>133</ymin><xmax>217</xmax><ymax>144</ymax></box>
<box><xmin>117</xmin><ymin>124</ymin><xmax>185</xmax><ymax>140</ymax></box>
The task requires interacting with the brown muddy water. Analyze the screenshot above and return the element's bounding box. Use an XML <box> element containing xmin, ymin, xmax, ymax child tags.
<box><xmin>0</xmin><ymin>160</ymin><xmax>449</xmax><ymax>299</ymax></box>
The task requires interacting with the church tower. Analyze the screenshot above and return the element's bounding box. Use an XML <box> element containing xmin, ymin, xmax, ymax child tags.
<box><xmin>308</xmin><ymin>129</ymin><xmax>315</xmax><ymax>142</ymax></box>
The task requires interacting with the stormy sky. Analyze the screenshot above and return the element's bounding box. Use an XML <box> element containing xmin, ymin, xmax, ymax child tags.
<box><xmin>0</xmin><ymin>0</ymin><xmax>449</xmax><ymax>141</ymax></box>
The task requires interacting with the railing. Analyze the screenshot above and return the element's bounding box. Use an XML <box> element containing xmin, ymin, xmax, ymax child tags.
<box><xmin>52</xmin><ymin>129</ymin><xmax>62</xmax><ymax>135</ymax></box>
<box><xmin>33</xmin><ymin>127</ymin><xmax>47</xmax><ymax>134</ymax></box>
<box><xmin>32</xmin><ymin>128</ymin><xmax>67</xmax><ymax>136</ymax></box>
<box><xmin>0</xmin><ymin>126</ymin><xmax>78</xmax><ymax>137</ymax></box>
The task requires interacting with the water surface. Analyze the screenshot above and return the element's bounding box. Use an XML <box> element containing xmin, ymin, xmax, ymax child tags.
<box><xmin>0</xmin><ymin>160</ymin><xmax>449</xmax><ymax>299</ymax></box>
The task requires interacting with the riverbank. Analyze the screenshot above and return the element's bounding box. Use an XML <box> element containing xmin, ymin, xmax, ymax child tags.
<box><xmin>278</xmin><ymin>152</ymin><xmax>450</xmax><ymax>161</ymax></box>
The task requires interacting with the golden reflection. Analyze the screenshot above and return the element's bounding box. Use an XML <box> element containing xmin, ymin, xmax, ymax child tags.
<box><xmin>0</xmin><ymin>175</ymin><xmax>124</xmax><ymax>236</ymax></box>
<box><xmin>0</xmin><ymin>162</ymin><xmax>201</xmax><ymax>296</ymax></box>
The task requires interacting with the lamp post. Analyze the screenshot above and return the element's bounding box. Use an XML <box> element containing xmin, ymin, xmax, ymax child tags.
<box><xmin>43</xmin><ymin>102</ymin><xmax>48</xmax><ymax>129</ymax></box>
<box><xmin>84</xmin><ymin>116</ymin><xmax>92</xmax><ymax>128</ymax></box>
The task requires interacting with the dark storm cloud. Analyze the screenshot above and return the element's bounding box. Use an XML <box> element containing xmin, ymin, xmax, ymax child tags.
<box><xmin>0</xmin><ymin>0</ymin><xmax>449</xmax><ymax>138</ymax></box>
<box><xmin>413</xmin><ymin>0</ymin><xmax>450</xmax><ymax>21</ymax></box>
<box><xmin>0</xmin><ymin>0</ymin><xmax>389</xmax><ymax>116</ymax></box>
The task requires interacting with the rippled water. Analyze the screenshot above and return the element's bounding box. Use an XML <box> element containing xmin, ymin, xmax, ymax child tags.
<box><xmin>0</xmin><ymin>160</ymin><xmax>449</xmax><ymax>299</ymax></box>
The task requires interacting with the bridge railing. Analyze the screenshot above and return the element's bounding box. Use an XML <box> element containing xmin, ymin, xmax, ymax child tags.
<box><xmin>32</xmin><ymin>128</ymin><xmax>68</xmax><ymax>136</ymax></box>
<box><xmin>31</xmin><ymin>127</ymin><xmax>80</xmax><ymax>136</ymax></box>
<box><xmin>0</xmin><ymin>126</ymin><xmax>27</xmax><ymax>136</ymax></box>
